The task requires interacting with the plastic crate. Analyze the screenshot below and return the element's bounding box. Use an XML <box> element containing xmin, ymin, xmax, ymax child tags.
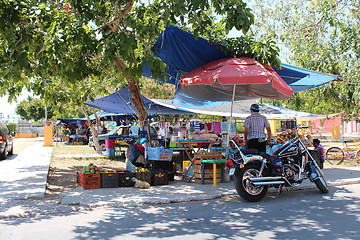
<box><xmin>151</xmin><ymin>171</ymin><xmax>169</xmax><ymax>186</ymax></box>
<box><xmin>101</xmin><ymin>172</ymin><xmax>120</xmax><ymax>188</ymax></box>
<box><xmin>135</xmin><ymin>172</ymin><xmax>152</xmax><ymax>184</ymax></box>
<box><xmin>80</xmin><ymin>173</ymin><xmax>101</xmax><ymax>190</ymax></box>
<box><xmin>119</xmin><ymin>171</ymin><xmax>136</xmax><ymax>187</ymax></box>
<box><xmin>147</xmin><ymin>147</ymin><xmax>173</xmax><ymax>161</ymax></box>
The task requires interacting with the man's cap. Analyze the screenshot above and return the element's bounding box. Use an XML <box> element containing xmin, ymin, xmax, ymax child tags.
<box><xmin>250</xmin><ymin>104</ymin><xmax>260</xmax><ymax>111</ymax></box>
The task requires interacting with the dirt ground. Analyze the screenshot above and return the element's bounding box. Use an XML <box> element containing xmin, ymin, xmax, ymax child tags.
<box><xmin>46</xmin><ymin>155</ymin><xmax>126</xmax><ymax>197</ymax></box>
<box><xmin>13</xmin><ymin>138</ymin><xmax>126</xmax><ymax>198</ymax></box>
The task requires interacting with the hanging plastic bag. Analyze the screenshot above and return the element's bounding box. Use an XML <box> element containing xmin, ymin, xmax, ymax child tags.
<box><xmin>183</xmin><ymin>165</ymin><xmax>194</xmax><ymax>181</ymax></box>
<box><xmin>125</xmin><ymin>147</ymin><xmax>136</xmax><ymax>171</ymax></box>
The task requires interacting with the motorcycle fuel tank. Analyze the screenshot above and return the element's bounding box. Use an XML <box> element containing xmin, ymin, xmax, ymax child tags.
<box><xmin>275</xmin><ymin>141</ymin><xmax>299</xmax><ymax>158</ymax></box>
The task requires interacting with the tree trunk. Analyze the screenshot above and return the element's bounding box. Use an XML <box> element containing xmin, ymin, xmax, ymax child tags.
<box><xmin>81</xmin><ymin>105</ymin><xmax>102</xmax><ymax>154</ymax></box>
<box><xmin>114</xmin><ymin>56</ymin><xmax>150</xmax><ymax>140</ymax></box>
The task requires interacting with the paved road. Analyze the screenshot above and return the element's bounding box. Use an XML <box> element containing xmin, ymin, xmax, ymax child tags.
<box><xmin>1</xmin><ymin>184</ymin><xmax>359</xmax><ymax>240</ymax></box>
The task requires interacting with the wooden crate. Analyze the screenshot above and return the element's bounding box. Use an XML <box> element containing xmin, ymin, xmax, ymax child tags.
<box><xmin>193</xmin><ymin>153</ymin><xmax>223</xmax><ymax>160</ymax></box>
<box><xmin>194</xmin><ymin>164</ymin><xmax>221</xmax><ymax>173</ymax></box>
<box><xmin>195</xmin><ymin>171</ymin><xmax>221</xmax><ymax>179</ymax></box>
<box><xmin>195</xmin><ymin>178</ymin><xmax>222</xmax><ymax>184</ymax></box>
<box><xmin>192</xmin><ymin>153</ymin><xmax>224</xmax><ymax>184</ymax></box>
<box><xmin>195</xmin><ymin>167</ymin><xmax>221</xmax><ymax>174</ymax></box>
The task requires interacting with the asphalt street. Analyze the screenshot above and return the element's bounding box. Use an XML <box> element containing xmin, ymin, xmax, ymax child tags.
<box><xmin>1</xmin><ymin>184</ymin><xmax>359</xmax><ymax>240</ymax></box>
<box><xmin>1</xmin><ymin>139</ymin><xmax>360</xmax><ymax>221</ymax></box>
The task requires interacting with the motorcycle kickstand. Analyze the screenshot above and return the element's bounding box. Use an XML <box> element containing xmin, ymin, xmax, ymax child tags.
<box><xmin>278</xmin><ymin>185</ymin><xmax>283</xmax><ymax>195</ymax></box>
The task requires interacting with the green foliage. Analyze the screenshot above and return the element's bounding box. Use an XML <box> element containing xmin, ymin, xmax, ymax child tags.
<box><xmin>5</xmin><ymin>122</ymin><xmax>16</xmax><ymax>134</ymax></box>
<box><xmin>15</xmin><ymin>96</ymin><xmax>53</xmax><ymax>121</ymax></box>
<box><xmin>0</xmin><ymin>0</ymin><xmax>281</xmax><ymax>118</ymax></box>
<box><xmin>250</xmin><ymin>0</ymin><xmax>360</xmax><ymax>119</ymax></box>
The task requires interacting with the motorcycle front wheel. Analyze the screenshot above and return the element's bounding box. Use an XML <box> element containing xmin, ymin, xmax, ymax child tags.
<box><xmin>314</xmin><ymin>167</ymin><xmax>329</xmax><ymax>193</ymax></box>
<box><xmin>234</xmin><ymin>163</ymin><xmax>268</xmax><ymax>202</ymax></box>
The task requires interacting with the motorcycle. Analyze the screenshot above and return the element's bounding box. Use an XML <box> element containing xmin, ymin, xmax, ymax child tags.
<box><xmin>228</xmin><ymin>126</ymin><xmax>328</xmax><ymax>202</ymax></box>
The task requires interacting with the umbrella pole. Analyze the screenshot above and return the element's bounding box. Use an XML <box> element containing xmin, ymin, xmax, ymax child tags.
<box><xmin>225</xmin><ymin>84</ymin><xmax>236</xmax><ymax>159</ymax></box>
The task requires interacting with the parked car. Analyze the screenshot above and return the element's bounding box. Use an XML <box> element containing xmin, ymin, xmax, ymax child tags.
<box><xmin>89</xmin><ymin>124</ymin><xmax>157</xmax><ymax>151</ymax></box>
<box><xmin>0</xmin><ymin>121</ymin><xmax>13</xmax><ymax>160</ymax></box>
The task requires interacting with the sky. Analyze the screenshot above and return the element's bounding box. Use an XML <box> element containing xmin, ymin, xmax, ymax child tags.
<box><xmin>0</xmin><ymin>92</ymin><xmax>32</xmax><ymax>121</ymax></box>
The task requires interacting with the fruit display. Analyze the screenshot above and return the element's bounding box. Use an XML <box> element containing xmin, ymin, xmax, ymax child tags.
<box><xmin>80</xmin><ymin>163</ymin><xmax>100</xmax><ymax>174</ymax></box>
<box><xmin>275</xmin><ymin>129</ymin><xmax>312</xmax><ymax>145</ymax></box>
<box><xmin>130</xmin><ymin>167</ymin><xmax>150</xmax><ymax>173</ymax></box>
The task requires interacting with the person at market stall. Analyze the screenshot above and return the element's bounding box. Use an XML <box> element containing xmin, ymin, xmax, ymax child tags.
<box><xmin>243</xmin><ymin>104</ymin><xmax>272</xmax><ymax>152</ymax></box>
<box><xmin>128</xmin><ymin>138</ymin><xmax>147</xmax><ymax>168</ymax></box>
<box><xmin>165</xmin><ymin>127</ymin><xmax>174</xmax><ymax>146</ymax></box>
<box><xmin>312</xmin><ymin>139</ymin><xmax>325</xmax><ymax>169</ymax></box>
<box><xmin>101</xmin><ymin>127</ymin><xmax>108</xmax><ymax>134</ymax></box>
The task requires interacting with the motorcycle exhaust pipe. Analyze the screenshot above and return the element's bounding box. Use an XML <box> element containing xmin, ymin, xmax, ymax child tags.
<box><xmin>251</xmin><ymin>181</ymin><xmax>285</xmax><ymax>186</ymax></box>
<box><xmin>248</xmin><ymin>176</ymin><xmax>284</xmax><ymax>182</ymax></box>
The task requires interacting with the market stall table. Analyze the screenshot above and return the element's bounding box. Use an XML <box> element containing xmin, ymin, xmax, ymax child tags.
<box><xmin>177</xmin><ymin>140</ymin><xmax>222</xmax><ymax>182</ymax></box>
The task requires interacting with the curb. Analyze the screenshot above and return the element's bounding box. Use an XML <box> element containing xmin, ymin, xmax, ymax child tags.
<box><xmin>58</xmin><ymin>178</ymin><xmax>360</xmax><ymax>208</ymax></box>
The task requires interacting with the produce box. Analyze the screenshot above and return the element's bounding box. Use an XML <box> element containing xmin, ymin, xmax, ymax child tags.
<box><xmin>119</xmin><ymin>171</ymin><xmax>136</xmax><ymax>187</ymax></box>
<box><xmin>147</xmin><ymin>147</ymin><xmax>173</xmax><ymax>161</ymax></box>
<box><xmin>135</xmin><ymin>172</ymin><xmax>151</xmax><ymax>184</ymax></box>
<box><xmin>151</xmin><ymin>171</ymin><xmax>169</xmax><ymax>186</ymax></box>
<box><xmin>101</xmin><ymin>172</ymin><xmax>120</xmax><ymax>188</ymax></box>
<box><xmin>80</xmin><ymin>173</ymin><xmax>101</xmax><ymax>189</ymax></box>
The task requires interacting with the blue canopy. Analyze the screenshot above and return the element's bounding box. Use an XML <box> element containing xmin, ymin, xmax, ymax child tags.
<box><xmin>56</xmin><ymin>114</ymin><xmax>147</xmax><ymax>127</ymax></box>
<box><xmin>142</xmin><ymin>25</ymin><xmax>338</xmax><ymax>92</ymax></box>
<box><xmin>84</xmin><ymin>87</ymin><xmax>197</xmax><ymax>115</ymax></box>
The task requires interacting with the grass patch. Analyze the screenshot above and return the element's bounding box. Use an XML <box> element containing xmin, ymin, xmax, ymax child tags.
<box><xmin>52</xmin><ymin>144</ymin><xmax>98</xmax><ymax>155</ymax></box>
<box><xmin>51</xmin><ymin>143</ymin><xmax>126</xmax><ymax>161</ymax></box>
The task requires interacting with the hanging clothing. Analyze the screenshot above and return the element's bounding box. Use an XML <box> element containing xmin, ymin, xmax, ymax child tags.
<box><xmin>214</xmin><ymin>122</ymin><xmax>221</xmax><ymax>133</ymax></box>
<box><xmin>194</xmin><ymin>121</ymin><xmax>200</xmax><ymax>132</ymax></box>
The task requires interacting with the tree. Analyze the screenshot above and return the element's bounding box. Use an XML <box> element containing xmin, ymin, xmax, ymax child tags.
<box><xmin>1</xmin><ymin>0</ymin><xmax>282</xmax><ymax>153</ymax></box>
<box><xmin>249</xmin><ymin>0</ymin><xmax>360</xmax><ymax>120</ymax></box>
<box><xmin>15</xmin><ymin>96</ymin><xmax>53</xmax><ymax>121</ymax></box>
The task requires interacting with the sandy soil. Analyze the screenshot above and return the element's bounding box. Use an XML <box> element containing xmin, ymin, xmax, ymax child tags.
<box><xmin>46</xmin><ymin>156</ymin><xmax>126</xmax><ymax>197</ymax></box>
<box><xmin>13</xmin><ymin>138</ymin><xmax>126</xmax><ymax>198</ymax></box>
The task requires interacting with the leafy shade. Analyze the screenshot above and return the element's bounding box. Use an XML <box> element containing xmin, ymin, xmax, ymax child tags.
<box><xmin>250</xmin><ymin>0</ymin><xmax>360</xmax><ymax>119</ymax></box>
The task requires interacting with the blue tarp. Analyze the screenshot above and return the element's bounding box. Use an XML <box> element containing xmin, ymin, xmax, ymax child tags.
<box><xmin>57</xmin><ymin>113</ymin><xmax>159</xmax><ymax>127</ymax></box>
<box><xmin>84</xmin><ymin>87</ymin><xmax>197</xmax><ymax>115</ymax></box>
<box><xmin>142</xmin><ymin>25</ymin><xmax>338</xmax><ymax>92</ymax></box>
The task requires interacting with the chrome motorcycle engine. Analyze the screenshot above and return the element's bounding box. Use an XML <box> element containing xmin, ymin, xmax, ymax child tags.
<box><xmin>283</xmin><ymin>163</ymin><xmax>300</xmax><ymax>182</ymax></box>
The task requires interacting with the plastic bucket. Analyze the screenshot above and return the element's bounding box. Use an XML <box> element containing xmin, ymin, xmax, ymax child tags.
<box><xmin>105</xmin><ymin>139</ymin><xmax>115</xmax><ymax>148</ymax></box>
<box><xmin>106</xmin><ymin>148</ymin><xmax>115</xmax><ymax>156</ymax></box>
<box><xmin>183</xmin><ymin>160</ymin><xmax>190</xmax><ymax>170</ymax></box>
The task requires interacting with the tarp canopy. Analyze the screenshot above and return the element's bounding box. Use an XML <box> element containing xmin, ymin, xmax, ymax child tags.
<box><xmin>56</xmin><ymin>118</ymin><xmax>87</xmax><ymax>126</ymax></box>
<box><xmin>152</xmin><ymin>99</ymin><xmax>326</xmax><ymax>120</ymax></box>
<box><xmin>142</xmin><ymin>25</ymin><xmax>339</xmax><ymax>93</ymax></box>
<box><xmin>84</xmin><ymin>87</ymin><xmax>197</xmax><ymax>115</ymax></box>
<box><xmin>57</xmin><ymin>112</ymin><xmax>158</xmax><ymax>127</ymax></box>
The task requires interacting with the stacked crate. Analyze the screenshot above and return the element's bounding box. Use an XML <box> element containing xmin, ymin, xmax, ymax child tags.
<box><xmin>193</xmin><ymin>153</ymin><xmax>223</xmax><ymax>184</ymax></box>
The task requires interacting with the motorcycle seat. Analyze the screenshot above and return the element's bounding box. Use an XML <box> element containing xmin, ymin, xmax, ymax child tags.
<box><xmin>241</xmin><ymin>149</ymin><xmax>259</xmax><ymax>154</ymax></box>
<box><xmin>260</xmin><ymin>152</ymin><xmax>278</xmax><ymax>162</ymax></box>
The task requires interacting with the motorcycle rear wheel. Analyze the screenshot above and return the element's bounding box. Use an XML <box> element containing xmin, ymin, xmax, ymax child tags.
<box><xmin>235</xmin><ymin>163</ymin><xmax>268</xmax><ymax>202</ymax></box>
